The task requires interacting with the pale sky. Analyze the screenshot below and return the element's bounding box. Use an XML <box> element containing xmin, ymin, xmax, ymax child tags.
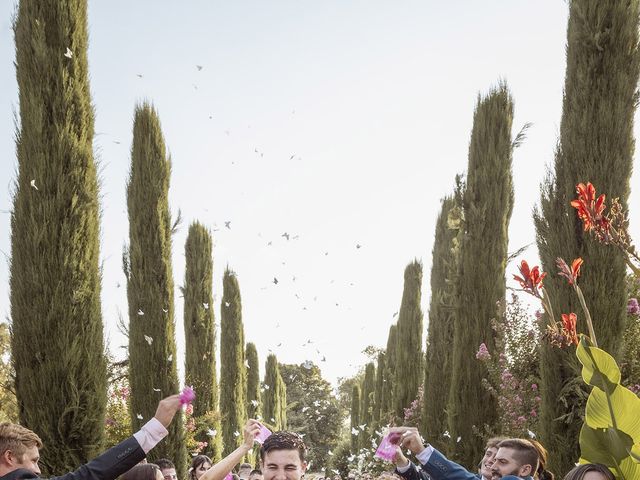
<box><xmin>0</xmin><ymin>1</ymin><xmax>638</xmax><ymax>387</ymax></box>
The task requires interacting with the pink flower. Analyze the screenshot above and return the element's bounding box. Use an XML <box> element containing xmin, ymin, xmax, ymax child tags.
<box><xmin>531</xmin><ymin>384</ymin><xmax>538</xmax><ymax>391</ymax></box>
<box><xmin>476</xmin><ymin>343</ymin><xmax>491</xmax><ymax>361</ymax></box>
<box><xmin>628</xmin><ymin>298</ymin><xmax>640</xmax><ymax>316</ymax></box>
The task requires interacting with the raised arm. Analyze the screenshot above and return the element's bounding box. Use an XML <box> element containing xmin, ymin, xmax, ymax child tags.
<box><xmin>199</xmin><ymin>420</ymin><xmax>262</xmax><ymax>480</ymax></box>
<box><xmin>50</xmin><ymin>395</ymin><xmax>182</xmax><ymax>480</ymax></box>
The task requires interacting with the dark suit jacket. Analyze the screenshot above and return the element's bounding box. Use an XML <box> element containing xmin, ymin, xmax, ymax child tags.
<box><xmin>395</xmin><ymin>448</ymin><xmax>481</xmax><ymax>480</ymax></box>
<box><xmin>0</xmin><ymin>436</ymin><xmax>145</xmax><ymax>480</ymax></box>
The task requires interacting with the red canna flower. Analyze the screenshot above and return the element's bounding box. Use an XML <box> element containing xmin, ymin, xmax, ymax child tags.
<box><xmin>570</xmin><ymin>182</ymin><xmax>608</xmax><ymax>232</ymax></box>
<box><xmin>557</xmin><ymin>257</ymin><xmax>583</xmax><ymax>285</ymax></box>
<box><xmin>513</xmin><ymin>260</ymin><xmax>546</xmax><ymax>298</ymax></box>
<box><xmin>561</xmin><ymin>313</ymin><xmax>579</xmax><ymax>346</ymax></box>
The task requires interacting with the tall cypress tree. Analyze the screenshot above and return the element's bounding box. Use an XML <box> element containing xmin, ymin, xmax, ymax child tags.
<box><xmin>423</xmin><ymin>189</ymin><xmax>462</xmax><ymax>453</ymax></box>
<box><xmin>360</xmin><ymin>362</ymin><xmax>376</xmax><ymax>429</ymax></box>
<box><xmin>246</xmin><ymin>342</ymin><xmax>261</xmax><ymax>420</ymax></box>
<box><xmin>276</xmin><ymin>369</ymin><xmax>287</xmax><ymax>430</ymax></box>
<box><xmin>220</xmin><ymin>268</ymin><xmax>247</xmax><ymax>456</ymax></box>
<box><xmin>372</xmin><ymin>352</ymin><xmax>385</xmax><ymax>425</ymax></box>
<box><xmin>263</xmin><ymin>354</ymin><xmax>285</xmax><ymax>429</ymax></box>
<box><xmin>125</xmin><ymin>103</ymin><xmax>185</xmax><ymax>476</ymax></box>
<box><xmin>10</xmin><ymin>0</ymin><xmax>107</xmax><ymax>473</ymax></box>
<box><xmin>380</xmin><ymin>324</ymin><xmax>397</xmax><ymax>423</ymax></box>
<box><xmin>350</xmin><ymin>384</ymin><xmax>361</xmax><ymax>453</ymax></box>
<box><xmin>393</xmin><ymin>261</ymin><xmax>424</xmax><ymax>421</ymax></box>
<box><xmin>183</xmin><ymin>222</ymin><xmax>221</xmax><ymax>461</ymax></box>
<box><xmin>533</xmin><ymin>1</ymin><xmax>640</xmax><ymax>472</ymax></box>
<box><xmin>448</xmin><ymin>84</ymin><xmax>514</xmax><ymax>467</ymax></box>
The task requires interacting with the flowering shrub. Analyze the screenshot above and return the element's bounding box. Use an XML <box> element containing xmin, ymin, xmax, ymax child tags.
<box><xmin>475</xmin><ymin>294</ymin><xmax>541</xmax><ymax>437</ymax></box>
<box><xmin>403</xmin><ymin>386</ymin><xmax>423</xmax><ymax>428</ymax></box>
<box><xmin>184</xmin><ymin>407</ymin><xmax>221</xmax><ymax>457</ymax></box>
<box><xmin>104</xmin><ymin>379</ymin><xmax>132</xmax><ymax>448</ymax></box>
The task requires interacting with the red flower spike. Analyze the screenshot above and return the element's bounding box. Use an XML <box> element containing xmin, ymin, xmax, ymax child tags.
<box><xmin>514</xmin><ymin>260</ymin><xmax>546</xmax><ymax>297</ymax></box>
<box><xmin>571</xmin><ymin>182</ymin><xmax>610</xmax><ymax>233</ymax></box>
<box><xmin>561</xmin><ymin>313</ymin><xmax>579</xmax><ymax>346</ymax></box>
<box><xmin>571</xmin><ymin>258</ymin><xmax>583</xmax><ymax>280</ymax></box>
<box><xmin>557</xmin><ymin>257</ymin><xmax>583</xmax><ymax>286</ymax></box>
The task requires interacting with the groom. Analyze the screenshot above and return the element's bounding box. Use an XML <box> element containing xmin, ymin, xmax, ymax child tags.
<box><xmin>0</xmin><ymin>394</ymin><xmax>182</xmax><ymax>480</ymax></box>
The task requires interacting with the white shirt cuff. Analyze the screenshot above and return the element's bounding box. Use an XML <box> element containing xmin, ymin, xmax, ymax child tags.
<box><xmin>396</xmin><ymin>462</ymin><xmax>412</xmax><ymax>473</ymax></box>
<box><xmin>416</xmin><ymin>445</ymin><xmax>435</xmax><ymax>465</ymax></box>
<box><xmin>133</xmin><ymin>417</ymin><xmax>169</xmax><ymax>454</ymax></box>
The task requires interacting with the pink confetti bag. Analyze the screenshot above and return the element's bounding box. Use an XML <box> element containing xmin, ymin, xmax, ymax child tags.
<box><xmin>374</xmin><ymin>432</ymin><xmax>401</xmax><ymax>462</ymax></box>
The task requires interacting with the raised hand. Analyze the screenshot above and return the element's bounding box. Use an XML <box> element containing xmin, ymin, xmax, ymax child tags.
<box><xmin>243</xmin><ymin>419</ymin><xmax>262</xmax><ymax>450</ymax></box>
<box><xmin>153</xmin><ymin>395</ymin><xmax>182</xmax><ymax>428</ymax></box>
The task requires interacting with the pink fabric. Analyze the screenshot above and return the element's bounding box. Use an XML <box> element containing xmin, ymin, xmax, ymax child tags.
<box><xmin>375</xmin><ymin>432</ymin><xmax>401</xmax><ymax>462</ymax></box>
<box><xmin>223</xmin><ymin>474</ymin><xmax>233</xmax><ymax>480</ymax></box>
<box><xmin>256</xmin><ymin>424</ymin><xmax>273</xmax><ymax>444</ymax></box>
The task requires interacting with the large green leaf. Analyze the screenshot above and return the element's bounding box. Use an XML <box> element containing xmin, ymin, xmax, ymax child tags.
<box><xmin>577</xmin><ymin>336</ymin><xmax>620</xmax><ymax>390</ymax></box>
<box><xmin>576</xmin><ymin>337</ymin><xmax>640</xmax><ymax>478</ymax></box>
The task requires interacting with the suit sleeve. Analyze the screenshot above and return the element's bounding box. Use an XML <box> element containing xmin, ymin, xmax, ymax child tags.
<box><xmin>49</xmin><ymin>436</ymin><xmax>145</xmax><ymax>480</ymax></box>
<box><xmin>420</xmin><ymin>449</ymin><xmax>478</xmax><ymax>480</ymax></box>
<box><xmin>395</xmin><ymin>461</ymin><xmax>431</xmax><ymax>480</ymax></box>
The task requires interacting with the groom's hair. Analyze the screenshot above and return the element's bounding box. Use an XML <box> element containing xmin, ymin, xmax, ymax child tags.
<box><xmin>497</xmin><ymin>439</ymin><xmax>539</xmax><ymax>472</ymax></box>
<box><xmin>260</xmin><ymin>431</ymin><xmax>307</xmax><ymax>462</ymax></box>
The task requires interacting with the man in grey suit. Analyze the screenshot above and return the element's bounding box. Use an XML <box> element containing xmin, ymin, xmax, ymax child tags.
<box><xmin>0</xmin><ymin>395</ymin><xmax>181</xmax><ymax>480</ymax></box>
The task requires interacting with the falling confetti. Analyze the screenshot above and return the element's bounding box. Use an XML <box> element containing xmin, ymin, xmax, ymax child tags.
<box><xmin>30</xmin><ymin>179</ymin><xmax>38</xmax><ymax>190</ymax></box>
<box><xmin>144</xmin><ymin>335</ymin><xmax>153</xmax><ymax>345</ymax></box>
<box><xmin>64</xmin><ymin>47</ymin><xmax>73</xmax><ymax>58</ymax></box>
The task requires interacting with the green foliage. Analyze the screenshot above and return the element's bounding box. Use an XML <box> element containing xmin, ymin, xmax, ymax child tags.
<box><xmin>280</xmin><ymin>363</ymin><xmax>342</xmax><ymax>472</ymax></box>
<box><xmin>621</xmin><ymin>276</ymin><xmax>640</xmax><ymax>388</ymax></box>
<box><xmin>0</xmin><ymin>323</ymin><xmax>17</xmax><ymax>423</ymax></box>
<box><xmin>361</xmin><ymin>362</ymin><xmax>376</xmax><ymax>428</ymax></box>
<box><xmin>183</xmin><ymin>222</ymin><xmax>221</xmax><ymax>461</ymax></box>
<box><xmin>263</xmin><ymin>354</ymin><xmax>286</xmax><ymax>429</ymax></box>
<box><xmin>10</xmin><ymin>0</ymin><xmax>107</xmax><ymax>473</ymax></box>
<box><xmin>423</xmin><ymin>188</ymin><xmax>462</xmax><ymax>453</ymax></box>
<box><xmin>350</xmin><ymin>384</ymin><xmax>361</xmax><ymax>453</ymax></box>
<box><xmin>577</xmin><ymin>337</ymin><xmax>640</xmax><ymax>479</ymax></box>
<box><xmin>104</xmin><ymin>378</ymin><xmax>132</xmax><ymax>448</ymax></box>
<box><xmin>220</xmin><ymin>268</ymin><xmax>247</xmax><ymax>457</ymax></box>
<box><xmin>475</xmin><ymin>294</ymin><xmax>541</xmax><ymax>438</ymax></box>
<box><xmin>328</xmin><ymin>437</ymin><xmax>352</xmax><ymax>479</ymax></box>
<box><xmin>448</xmin><ymin>83</ymin><xmax>514</xmax><ymax>467</ymax></box>
<box><xmin>533</xmin><ymin>1</ymin><xmax>640</xmax><ymax>472</ymax></box>
<box><xmin>246</xmin><ymin>343</ymin><xmax>261</xmax><ymax>420</ymax></box>
<box><xmin>380</xmin><ymin>325</ymin><xmax>396</xmax><ymax>424</ymax></box>
<box><xmin>126</xmin><ymin>102</ymin><xmax>185</xmax><ymax>477</ymax></box>
<box><xmin>393</xmin><ymin>261</ymin><xmax>424</xmax><ymax>421</ymax></box>
<box><xmin>373</xmin><ymin>352</ymin><xmax>385</xmax><ymax>425</ymax></box>
<box><xmin>184</xmin><ymin>406</ymin><xmax>222</xmax><ymax>458</ymax></box>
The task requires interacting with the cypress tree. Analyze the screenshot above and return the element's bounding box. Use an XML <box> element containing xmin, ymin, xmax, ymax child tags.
<box><xmin>125</xmin><ymin>103</ymin><xmax>185</xmax><ymax>476</ymax></box>
<box><xmin>220</xmin><ymin>268</ymin><xmax>247</xmax><ymax>456</ymax></box>
<box><xmin>276</xmin><ymin>370</ymin><xmax>287</xmax><ymax>429</ymax></box>
<box><xmin>263</xmin><ymin>354</ymin><xmax>285</xmax><ymax>429</ymax></box>
<box><xmin>372</xmin><ymin>352</ymin><xmax>385</xmax><ymax>424</ymax></box>
<box><xmin>393</xmin><ymin>261</ymin><xmax>424</xmax><ymax>421</ymax></box>
<box><xmin>380</xmin><ymin>324</ymin><xmax>397</xmax><ymax>423</ymax></box>
<box><xmin>448</xmin><ymin>84</ymin><xmax>514</xmax><ymax>467</ymax></box>
<box><xmin>10</xmin><ymin>0</ymin><xmax>107</xmax><ymax>473</ymax></box>
<box><xmin>533</xmin><ymin>1</ymin><xmax>640</xmax><ymax>472</ymax></box>
<box><xmin>183</xmin><ymin>222</ymin><xmax>221</xmax><ymax>461</ymax></box>
<box><xmin>360</xmin><ymin>362</ymin><xmax>376</xmax><ymax>429</ymax></box>
<box><xmin>246</xmin><ymin>342</ymin><xmax>261</xmax><ymax>420</ymax></box>
<box><xmin>423</xmin><ymin>189</ymin><xmax>462</xmax><ymax>453</ymax></box>
<box><xmin>350</xmin><ymin>384</ymin><xmax>361</xmax><ymax>453</ymax></box>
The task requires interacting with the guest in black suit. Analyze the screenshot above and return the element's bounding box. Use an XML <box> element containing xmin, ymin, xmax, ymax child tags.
<box><xmin>0</xmin><ymin>395</ymin><xmax>182</xmax><ymax>480</ymax></box>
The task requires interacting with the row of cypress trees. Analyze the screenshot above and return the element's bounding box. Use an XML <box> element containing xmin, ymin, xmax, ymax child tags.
<box><xmin>419</xmin><ymin>1</ymin><xmax>640</xmax><ymax>473</ymax></box>
<box><xmin>349</xmin><ymin>261</ymin><xmax>424</xmax><ymax>453</ymax></box>
<box><xmin>8</xmin><ymin>0</ymin><xmax>288</xmax><ymax>472</ymax></box>
<box><xmin>349</xmin><ymin>84</ymin><xmax>516</xmax><ymax>466</ymax></box>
